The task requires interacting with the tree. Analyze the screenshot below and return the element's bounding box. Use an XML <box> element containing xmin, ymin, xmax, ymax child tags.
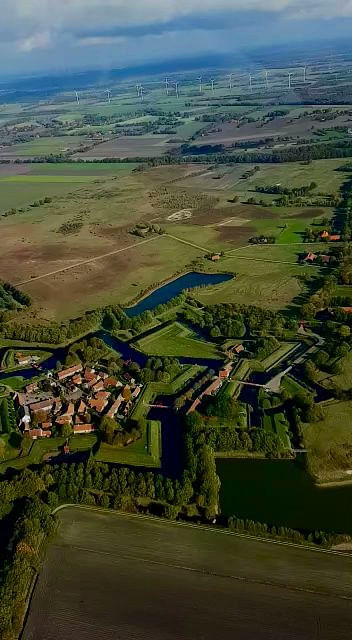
<box><xmin>339</xmin><ymin>325</ymin><xmax>351</xmax><ymax>338</ymax></box>
<box><xmin>100</xmin><ymin>416</ymin><xmax>118</xmax><ymax>444</ymax></box>
<box><xmin>61</xmin><ymin>423</ymin><xmax>72</xmax><ymax>439</ymax></box>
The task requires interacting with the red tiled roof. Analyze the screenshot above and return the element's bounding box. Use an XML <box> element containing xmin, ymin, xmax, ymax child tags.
<box><xmin>73</xmin><ymin>424</ymin><xmax>95</xmax><ymax>434</ymax></box>
<box><xmin>30</xmin><ymin>399</ymin><xmax>54</xmax><ymax>413</ymax></box>
<box><xmin>103</xmin><ymin>377</ymin><xmax>118</xmax><ymax>388</ymax></box>
<box><xmin>57</xmin><ymin>364</ymin><xmax>83</xmax><ymax>380</ymax></box>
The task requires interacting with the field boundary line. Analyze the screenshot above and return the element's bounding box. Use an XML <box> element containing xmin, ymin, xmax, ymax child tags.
<box><xmin>15</xmin><ymin>235</ymin><xmax>162</xmax><ymax>286</ymax></box>
<box><xmin>221</xmin><ymin>255</ymin><xmax>324</xmax><ymax>268</ymax></box>
<box><xmin>54</xmin><ymin>504</ymin><xmax>352</xmax><ymax>558</ymax></box>
<box><xmin>165</xmin><ymin>233</ymin><xmax>210</xmax><ymax>253</ymax></box>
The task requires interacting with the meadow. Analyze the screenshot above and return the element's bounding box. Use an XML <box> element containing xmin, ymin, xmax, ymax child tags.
<box><xmin>22</xmin><ymin>507</ymin><xmax>352</xmax><ymax>640</ymax></box>
<box><xmin>302</xmin><ymin>400</ymin><xmax>352</xmax><ymax>482</ymax></box>
<box><xmin>0</xmin><ymin>135</ymin><xmax>84</xmax><ymax>158</ymax></box>
<box><xmin>136</xmin><ymin>321</ymin><xmax>222</xmax><ymax>359</ymax></box>
<box><xmin>96</xmin><ymin>420</ymin><xmax>161</xmax><ymax>467</ymax></box>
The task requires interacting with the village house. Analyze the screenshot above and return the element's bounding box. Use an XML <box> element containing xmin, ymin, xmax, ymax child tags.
<box><xmin>73</xmin><ymin>424</ymin><xmax>96</xmax><ymax>435</ymax></box>
<box><xmin>28</xmin><ymin>428</ymin><xmax>51</xmax><ymax>440</ymax></box>
<box><xmin>106</xmin><ymin>395</ymin><xmax>123</xmax><ymax>418</ymax></box>
<box><xmin>210</xmin><ymin>253</ymin><xmax>221</xmax><ymax>261</ymax></box>
<box><xmin>30</xmin><ymin>398</ymin><xmax>55</xmax><ymax>414</ymax></box>
<box><xmin>341</xmin><ymin>307</ymin><xmax>352</xmax><ymax>314</ymax></box>
<box><xmin>232</xmin><ymin>343</ymin><xmax>245</xmax><ymax>355</ymax></box>
<box><xmin>204</xmin><ymin>378</ymin><xmax>223</xmax><ymax>396</ymax></box>
<box><xmin>304</xmin><ymin>252</ymin><xmax>317</xmax><ymax>263</ymax></box>
<box><xmin>320</xmin><ymin>254</ymin><xmax>331</xmax><ymax>264</ymax></box>
<box><xmin>25</xmin><ymin>382</ymin><xmax>38</xmax><ymax>394</ymax></box>
<box><xmin>219</xmin><ymin>362</ymin><xmax>233</xmax><ymax>379</ymax></box>
<box><xmin>57</xmin><ymin>363</ymin><xmax>83</xmax><ymax>381</ymax></box>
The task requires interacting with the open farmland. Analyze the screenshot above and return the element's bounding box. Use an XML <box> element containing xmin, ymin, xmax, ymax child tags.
<box><xmin>136</xmin><ymin>321</ymin><xmax>222</xmax><ymax>358</ymax></box>
<box><xmin>22</xmin><ymin>507</ymin><xmax>352</xmax><ymax>640</ymax></box>
<box><xmin>77</xmin><ymin>135</ymin><xmax>180</xmax><ymax>158</ymax></box>
<box><xmin>0</xmin><ymin>135</ymin><xmax>84</xmax><ymax>158</ymax></box>
<box><xmin>0</xmin><ymin>159</ymin><xmax>329</xmax><ymax>320</ymax></box>
<box><xmin>192</xmin><ymin>111</ymin><xmax>352</xmax><ymax>147</ymax></box>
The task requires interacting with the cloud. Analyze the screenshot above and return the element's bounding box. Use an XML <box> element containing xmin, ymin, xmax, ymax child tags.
<box><xmin>0</xmin><ymin>0</ymin><xmax>351</xmax><ymax>73</ymax></box>
<box><xmin>17</xmin><ymin>30</ymin><xmax>52</xmax><ymax>52</ymax></box>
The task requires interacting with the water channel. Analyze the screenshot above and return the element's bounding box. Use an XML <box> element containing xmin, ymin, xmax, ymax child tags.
<box><xmin>1</xmin><ymin>270</ymin><xmax>352</xmax><ymax>533</ymax></box>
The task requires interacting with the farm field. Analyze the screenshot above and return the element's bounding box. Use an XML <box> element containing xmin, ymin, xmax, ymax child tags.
<box><xmin>193</xmin><ymin>255</ymin><xmax>309</xmax><ymax>309</ymax></box>
<box><xmin>0</xmin><ymin>154</ymin><xmax>337</xmax><ymax>320</ymax></box>
<box><xmin>77</xmin><ymin>135</ymin><xmax>180</xmax><ymax>158</ymax></box>
<box><xmin>192</xmin><ymin>112</ymin><xmax>352</xmax><ymax>147</ymax></box>
<box><xmin>22</xmin><ymin>507</ymin><xmax>352</xmax><ymax>640</ymax></box>
<box><xmin>302</xmin><ymin>400</ymin><xmax>352</xmax><ymax>482</ymax></box>
<box><xmin>18</xmin><ymin>235</ymin><xmax>202</xmax><ymax>320</ymax></box>
<box><xmin>136</xmin><ymin>321</ymin><xmax>222</xmax><ymax>358</ymax></box>
<box><xmin>0</xmin><ymin>135</ymin><xmax>84</xmax><ymax>158</ymax></box>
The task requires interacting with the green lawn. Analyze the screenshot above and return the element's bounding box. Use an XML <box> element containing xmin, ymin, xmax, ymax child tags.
<box><xmin>259</xmin><ymin>342</ymin><xmax>298</xmax><ymax>370</ymax></box>
<box><xmin>136</xmin><ymin>322</ymin><xmax>222</xmax><ymax>359</ymax></box>
<box><xmin>96</xmin><ymin>420</ymin><xmax>161</xmax><ymax>467</ymax></box>
<box><xmin>302</xmin><ymin>400</ymin><xmax>352</xmax><ymax>482</ymax></box>
<box><xmin>320</xmin><ymin>350</ymin><xmax>352</xmax><ymax>391</ymax></box>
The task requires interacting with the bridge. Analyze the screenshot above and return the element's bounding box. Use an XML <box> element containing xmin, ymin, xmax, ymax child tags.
<box><xmin>145</xmin><ymin>403</ymin><xmax>170</xmax><ymax>409</ymax></box>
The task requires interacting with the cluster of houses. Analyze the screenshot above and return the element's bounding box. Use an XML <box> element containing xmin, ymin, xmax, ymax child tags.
<box><xmin>15</xmin><ymin>363</ymin><xmax>142</xmax><ymax>440</ymax></box>
<box><xmin>302</xmin><ymin>251</ymin><xmax>333</xmax><ymax>265</ymax></box>
<box><xmin>187</xmin><ymin>362</ymin><xmax>234</xmax><ymax>414</ymax></box>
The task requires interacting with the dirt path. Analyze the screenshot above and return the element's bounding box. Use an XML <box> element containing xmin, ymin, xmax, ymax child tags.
<box><xmin>15</xmin><ymin>236</ymin><xmax>162</xmax><ymax>287</ymax></box>
<box><xmin>165</xmin><ymin>233</ymin><xmax>211</xmax><ymax>252</ymax></box>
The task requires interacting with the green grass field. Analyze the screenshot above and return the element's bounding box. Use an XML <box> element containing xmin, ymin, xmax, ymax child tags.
<box><xmin>302</xmin><ymin>400</ymin><xmax>352</xmax><ymax>482</ymax></box>
<box><xmin>136</xmin><ymin>322</ymin><xmax>222</xmax><ymax>359</ymax></box>
<box><xmin>0</xmin><ymin>136</ymin><xmax>84</xmax><ymax>157</ymax></box>
<box><xmin>96</xmin><ymin>420</ymin><xmax>161</xmax><ymax>467</ymax></box>
<box><xmin>259</xmin><ymin>342</ymin><xmax>298</xmax><ymax>370</ymax></box>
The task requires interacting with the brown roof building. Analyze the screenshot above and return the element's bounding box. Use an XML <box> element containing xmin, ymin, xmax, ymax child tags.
<box><xmin>57</xmin><ymin>364</ymin><xmax>83</xmax><ymax>381</ymax></box>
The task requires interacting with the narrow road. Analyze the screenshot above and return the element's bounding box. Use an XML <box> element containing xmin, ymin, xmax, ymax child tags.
<box><xmin>16</xmin><ymin>235</ymin><xmax>161</xmax><ymax>287</ymax></box>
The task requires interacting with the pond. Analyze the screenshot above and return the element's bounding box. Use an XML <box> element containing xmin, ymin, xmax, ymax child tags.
<box><xmin>124</xmin><ymin>271</ymin><xmax>233</xmax><ymax>317</ymax></box>
<box><xmin>217</xmin><ymin>457</ymin><xmax>352</xmax><ymax>535</ymax></box>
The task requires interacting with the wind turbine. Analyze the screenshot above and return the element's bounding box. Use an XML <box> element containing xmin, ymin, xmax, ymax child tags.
<box><xmin>228</xmin><ymin>73</ymin><xmax>233</xmax><ymax>90</ymax></box>
<box><xmin>288</xmin><ymin>72</ymin><xmax>293</xmax><ymax>90</ymax></box>
<box><xmin>264</xmin><ymin>69</ymin><xmax>269</xmax><ymax>90</ymax></box>
<box><xmin>174</xmin><ymin>81</ymin><xmax>179</xmax><ymax>98</ymax></box>
<box><xmin>139</xmin><ymin>85</ymin><xmax>144</xmax><ymax>101</ymax></box>
<box><xmin>165</xmin><ymin>77</ymin><xmax>170</xmax><ymax>96</ymax></box>
<box><xmin>105</xmin><ymin>89</ymin><xmax>111</xmax><ymax>104</ymax></box>
<box><xmin>249</xmin><ymin>73</ymin><xmax>252</xmax><ymax>92</ymax></box>
<box><xmin>75</xmin><ymin>90</ymin><xmax>80</xmax><ymax>105</ymax></box>
<box><xmin>197</xmin><ymin>76</ymin><xmax>202</xmax><ymax>93</ymax></box>
<box><xmin>303</xmin><ymin>66</ymin><xmax>307</xmax><ymax>83</ymax></box>
<box><xmin>210</xmin><ymin>79</ymin><xmax>215</xmax><ymax>94</ymax></box>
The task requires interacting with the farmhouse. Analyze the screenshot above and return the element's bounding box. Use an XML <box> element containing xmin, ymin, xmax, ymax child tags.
<box><xmin>232</xmin><ymin>344</ymin><xmax>245</xmax><ymax>354</ymax></box>
<box><xmin>304</xmin><ymin>252</ymin><xmax>317</xmax><ymax>263</ymax></box>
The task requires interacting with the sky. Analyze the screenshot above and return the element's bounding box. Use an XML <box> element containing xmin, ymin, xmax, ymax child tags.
<box><xmin>1</xmin><ymin>0</ymin><xmax>352</xmax><ymax>77</ymax></box>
